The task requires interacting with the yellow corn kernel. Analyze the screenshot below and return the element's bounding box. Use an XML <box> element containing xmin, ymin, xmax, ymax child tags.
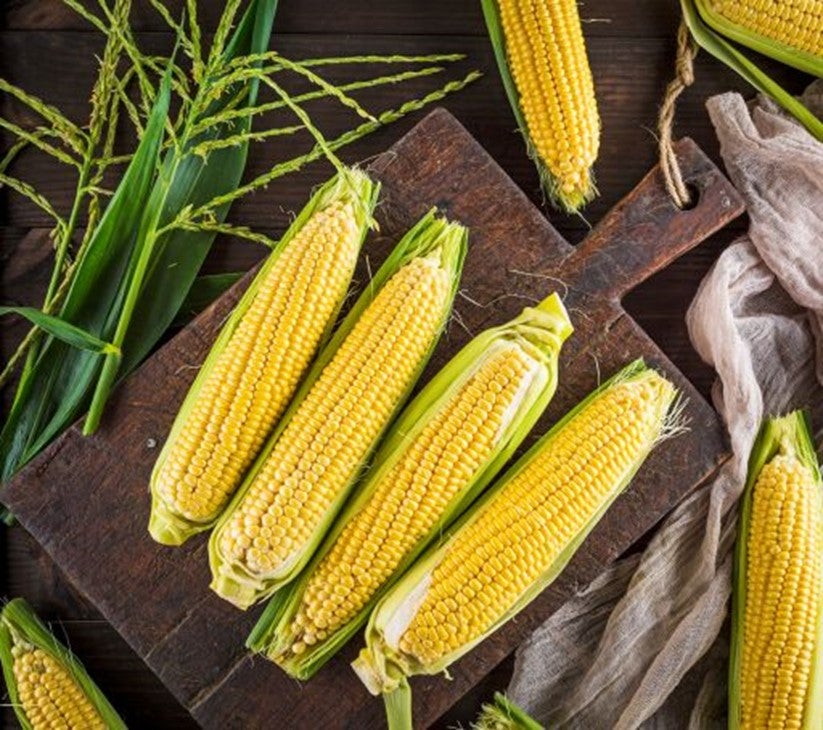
<box><xmin>705</xmin><ymin>0</ymin><xmax>823</xmax><ymax>56</ymax></box>
<box><xmin>216</xmin><ymin>254</ymin><xmax>450</xmax><ymax>586</ymax></box>
<box><xmin>493</xmin><ymin>0</ymin><xmax>600</xmax><ymax>212</ymax></box>
<box><xmin>289</xmin><ymin>344</ymin><xmax>539</xmax><ymax>649</ymax></box>
<box><xmin>397</xmin><ymin>371</ymin><xmax>674</xmax><ymax>666</ymax></box>
<box><xmin>11</xmin><ymin>643</ymin><xmax>105</xmax><ymax>730</ymax></box>
<box><xmin>739</xmin><ymin>453</ymin><xmax>822</xmax><ymax>729</ymax></box>
<box><xmin>152</xmin><ymin>199</ymin><xmax>360</xmax><ymax>528</ymax></box>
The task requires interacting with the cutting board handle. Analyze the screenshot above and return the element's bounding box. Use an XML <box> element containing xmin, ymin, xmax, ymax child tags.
<box><xmin>559</xmin><ymin>137</ymin><xmax>743</xmax><ymax>302</ymax></box>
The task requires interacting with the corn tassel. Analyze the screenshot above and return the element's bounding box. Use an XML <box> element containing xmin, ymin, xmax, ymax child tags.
<box><xmin>352</xmin><ymin>360</ymin><xmax>681</xmax><ymax>729</ymax></box>
<box><xmin>0</xmin><ymin>598</ymin><xmax>126</xmax><ymax>730</ymax></box>
<box><xmin>149</xmin><ymin>169</ymin><xmax>379</xmax><ymax>546</ymax></box>
<box><xmin>472</xmin><ymin>692</ymin><xmax>544</xmax><ymax>730</ymax></box>
<box><xmin>247</xmin><ymin>293</ymin><xmax>573</xmax><ymax>677</ymax></box>
<box><xmin>695</xmin><ymin>0</ymin><xmax>823</xmax><ymax>75</ymax></box>
<box><xmin>729</xmin><ymin>411</ymin><xmax>822</xmax><ymax>730</ymax></box>
<box><xmin>208</xmin><ymin>210</ymin><xmax>467</xmax><ymax>609</ymax></box>
<box><xmin>481</xmin><ymin>0</ymin><xmax>601</xmax><ymax>213</ymax></box>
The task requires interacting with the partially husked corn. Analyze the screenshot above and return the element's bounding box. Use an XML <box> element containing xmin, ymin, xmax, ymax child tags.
<box><xmin>483</xmin><ymin>0</ymin><xmax>600</xmax><ymax>212</ymax></box>
<box><xmin>291</xmin><ymin>344</ymin><xmax>538</xmax><ymax>651</ymax></box>
<box><xmin>730</xmin><ymin>411</ymin><xmax>822</xmax><ymax>730</ymax></box>
<box><xmin>11</xmin><ymin>644</ymin><xmax>105</xmax><ymax>730</ymax></box>
<box><xmin>352</xmin><ymin>361</ymin><xmax>680</xmax><ymax>729</ymax></box>
<box><xmin>209</xmin><ymin>213</ymin><xmax>467</xmax><ymax>609</ymax></box>
<box><xmin>218</xmin><ymin>256</ymin><xmax>450</xmax><ymax>577</ymax></box>
<box><xmin>702</xmin><ymin>0</ymin><xmax>823</xmax><ymax>57</ymax></box>
<box><xmin>397</xmin><ymin>368</ymin><xmax>676</xmax><ymax>666</ymax></box>
<box><xmin>149</xmin><ymin>170</ymin><xmax>377</xmax><ymax>545</ymax></box>
<box><xmin>0</xmin><ymin>599</ymin><xmax>126</xmax><ymax>730</ymax></box>
<box><xmin>247</xmin><ymin>294</ymin><xmax>572</xmax><ymax>677</ymax></box>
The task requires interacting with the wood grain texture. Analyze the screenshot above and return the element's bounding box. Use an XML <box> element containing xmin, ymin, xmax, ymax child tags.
<box><xmin>1</xmin><ymin>109</ymin><xmax>743</xmax><ymax>728</ymax></box>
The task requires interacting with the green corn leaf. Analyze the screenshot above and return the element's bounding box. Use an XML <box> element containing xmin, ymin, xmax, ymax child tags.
<box><xmin>113</xmin><ymin>0</ymin><xmax>279</xmax><ymax>380</ymax></box>
<box><xmin>0</xmin><ymin>71</ymin><xmax>170</xmax><ymax>485</ymax></box>
<box><xmin>248</xmin><ymin>293</ymin><xmax>573</xmax><ymax>679</ymax></box>
<box><xmin>681</xmin><ymin>0</ymin><xmax>823</xmax><ymax>141</ymax></box>
<box><xmin>0</xmin><ymin>307</ymin><xmax>120</xmax><ymax>356</ymax></box>
<box><xmin>170</xmin><ymin>272</ymin><xmax>245</xmax><ymax>328</ymax></box>
<box><xmin>208</xmin><ymin>210</ymin><xmax>469</xmax><ymax>610</ymax></box>
<box><xmin>0</xmin><ymin>599</ymin><xmax>126</xmax><ymax>730</ymax></box>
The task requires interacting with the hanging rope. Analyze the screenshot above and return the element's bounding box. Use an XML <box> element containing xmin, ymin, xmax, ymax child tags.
<box><xmin>658</xmin><ymin>21</ymin><xmax>698</xmax><ymax>208</ymax></box>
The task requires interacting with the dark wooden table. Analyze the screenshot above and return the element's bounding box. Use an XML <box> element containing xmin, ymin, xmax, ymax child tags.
<box><xmin>0</xmin><ymin>2</ymin><xmax>810</xmax><ymax>727</ymax></box>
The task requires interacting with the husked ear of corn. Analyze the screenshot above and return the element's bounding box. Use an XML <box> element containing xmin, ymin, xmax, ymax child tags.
<box><xmin>0</xmin><ymin>598</ymin><xmax>126</xmax><ymax>730</ymax></box>
<box><xmin>247</xmin><ymin>293</ymin><xmax>574</xmax><ymax>678</ymax></box>
<box><xmin>729</xmin><ymin>410</ymin><xmax>822</xmax><ymax>730</ymax></box>
<box><xmin>352</xmin><ymin>360</ymin><xmax>681</xmax><ymax>729</ymax></box>
<box><xmin>208</xmin><ymin>211</ymin><xmax>468</xmax><ymax>609</ymax></box>
<box><xmin>148</xmin><ymin>169</ymin><xmax>379</xmax><ymax>546</ymax></box>
<box><xmin>472</xmin><ymin>692</ymin><xmax>544</xmax><ymax>730</ymax></box>
<box><xmin>481</xmin><ymin>0</ymin><xmax>601</xmax><ymax>213</ymax></box>
<box><xmin>695</xmin><ymin>0</ymin><xmax>823</xmax><ymax>75</ymax></box>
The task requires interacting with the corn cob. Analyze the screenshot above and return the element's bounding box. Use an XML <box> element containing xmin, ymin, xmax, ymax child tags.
<box><xmin>0</xmin><ymin>598</ymin><xmax>126</xmax><ymax>730</ymax></box>
<box><xmin>472</xmin><ymin>693</ymin><xmax>544</xmax><ymax>730</ymax></box>
<box><xmin>352</xmin><ymin>360</ymin><xmax>680</xmax><ymax>728</ymax></box>
<box><xmin>208</xmin><ymin>211</ymin><xmax>467</xmax><ymax>609</ymax></box>
<box><xmin>247</xmin><ymin>293</ymin><xmax>573</xmax><ymax>677</ymax></box>
<box><xmin>695</xmin><ymin>0</ymin><xmax>823</xmax><ymax>75</ymax></box>
<box><xmin>729</xmin><ymin>411</ymin><xmax>822</xmax><ymax>730</ymax></box>
<box><xmin>148</xmin><ymin>169</ymin><xmax>379</xmax><ymax>546</ymax></box>
<box><xmin>481</xmin><ymin>0</ymin><xmax>601</xmax><ymax>213</ymax></box>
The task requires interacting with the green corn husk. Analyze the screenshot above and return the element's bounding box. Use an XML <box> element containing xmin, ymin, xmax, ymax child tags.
<box><xmin>473</xmin><ymin>693</ymin><xmax>544</xmax><ymax>730</ymax></box>
<box><xmin>681</xmin><ymin>0</ymin><xmax>823</xmax><ymax>141</ymax></box>
<box><xmin>729</xmin><ymin>411</ymin><xmax>823</xmax><ymax>730</ymax></box>
<box><xmin>208</xmin><ymin>210</ymin><xmax>468</xmax><ymax>609</ymax></box>
<box><xmin>0</xmin><ymin>598</ymin><xmax>126</xmax><ymax>730</ymax></box>
<box><xmin>148</xmin><ymin>168</ymin><xmax>380</xmax><ymax>546</ymax></box>
<box><xmin>352</xmin><ymin>360</ymin><xmax>681</xmax><ymax>729</ymax></box>
<box><xmin>694</xmin><ymin>0</ymin><xmax>823</xmax><ymax>76</ymax></box>
<box><xmin>247</xmin><ymin>292</ymin><xmax>573</xmax><ymax>678</ymax></box>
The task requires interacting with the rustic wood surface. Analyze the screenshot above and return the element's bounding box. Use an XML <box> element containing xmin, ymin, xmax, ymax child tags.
<box><xmin>1</xmin><ymin>106</ymin><xmax>744</xmax><ymax>729</ymax></box>
<box><xmin>0</xmin><ymin>1</ymin><xmax>810</xmax><ymax>727</ymax></box>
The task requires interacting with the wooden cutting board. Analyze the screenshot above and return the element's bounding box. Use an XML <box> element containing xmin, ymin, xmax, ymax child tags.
<box><xmin>1</xmin><ymin>108</ymin><xmax>743</xmax><ymax>728</ymax></box>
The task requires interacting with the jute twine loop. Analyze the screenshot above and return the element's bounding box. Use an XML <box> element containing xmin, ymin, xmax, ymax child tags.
<box><xmin>658</xmin><ymin>21</ymin><xmax>698</xmax><ymax>208</ymax></box>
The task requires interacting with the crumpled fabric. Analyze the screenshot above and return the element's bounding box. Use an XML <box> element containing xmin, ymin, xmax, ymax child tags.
<box><xmin>508</xmin><ymin>81</ymin><xmax>823</xmax><ymax>729</ymax></box>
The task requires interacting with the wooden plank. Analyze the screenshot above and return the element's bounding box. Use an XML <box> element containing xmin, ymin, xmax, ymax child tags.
<box><xmin>3</xmin><ymin>0</ymin><xmax>679</xmax><ymax>37</ymax></box>
<box><xmin>1</xmin><ymin>109</ymin><xmax>743</xmax><ymax>728</ymax></box>
<box><xmin>0</xmin><ymin>31</ymin><xmax>805</xmax><ymax>235</ymax></box>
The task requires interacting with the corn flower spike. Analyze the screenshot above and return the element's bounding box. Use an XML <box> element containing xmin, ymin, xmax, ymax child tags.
<box><xmin>694</xmin><ymin>0</ymin><xmax>823</xmax><ymax>76</ymax></box>
<box><xmin>481</xmin><ymin>0</ymin><xmax>600</xmax><ymax>213</ymax></box>
<box><xmin>729</xmin><ymin>411</ymin><xmax>822</xmax><ymax>730</ymax></box>
<box><xmin>247</xmin><ymin>293</ymin><xmax>573</xmax><ymax>677</ymax></box>
<box><xmin>0</xmin><ymin>598</ymin><xmax>126</xmax><ymax>730</ymax></box>
<box><xmin>148</xmin><ymin>168</ymin><xmax>379</xmax><ymax>546</ymax></box>
<box><xmin>208</xmin><ymin>211</ymin><xmax>468</xmax><ymax>609</ymax></box>
<box><xmin>472</xmin><ymin>693</ymin><xmax>544</xmax><ymax>730</ymax></box>
<box><xmin>352</xmin><ymin>360</ymin><xmax>680</xmax><ymax>729</ymax></box>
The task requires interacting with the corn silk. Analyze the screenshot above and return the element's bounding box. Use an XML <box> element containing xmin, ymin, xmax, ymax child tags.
<box><xmin>507</xmin><ymin>81</ymin><xmax>823</xmax><ymax>729</ymax></box>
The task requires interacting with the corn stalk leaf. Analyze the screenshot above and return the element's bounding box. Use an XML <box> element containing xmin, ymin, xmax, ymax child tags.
<box><xmin>0</xmin><ymin>307</ymin><xmax>120</xmax><ymax>356</ymax></box>
<box><xmin>112</xmin><ymin>0</ymin><xmax>279</xmax><ymax>380</ymax></box>
<box><xmin>0</xmin><ymin>72</ymin><xmax>169</xmax><ymax>484</ymax></box>
<box><xmin>170</xmin><ymin>272</ymin><xmax>245</xmax><ymax>328</ymax></box>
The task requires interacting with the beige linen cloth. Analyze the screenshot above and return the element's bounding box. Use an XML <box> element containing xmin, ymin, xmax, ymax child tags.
<box><xmin>508</xmin><ymin>82</ymin><xmax>823</xmax><ymax>729</ymax></box>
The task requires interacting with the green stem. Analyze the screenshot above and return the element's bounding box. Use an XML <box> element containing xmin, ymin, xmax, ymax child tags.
<box><xmin>384</xmin><ymin>680</ymin><xmax>413</xmax><ymax>730</ymax></box>
<box><xmin>17</xmin><ymin>154</ymin><xmax>94</xmax><ymax>386</ymax></box>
